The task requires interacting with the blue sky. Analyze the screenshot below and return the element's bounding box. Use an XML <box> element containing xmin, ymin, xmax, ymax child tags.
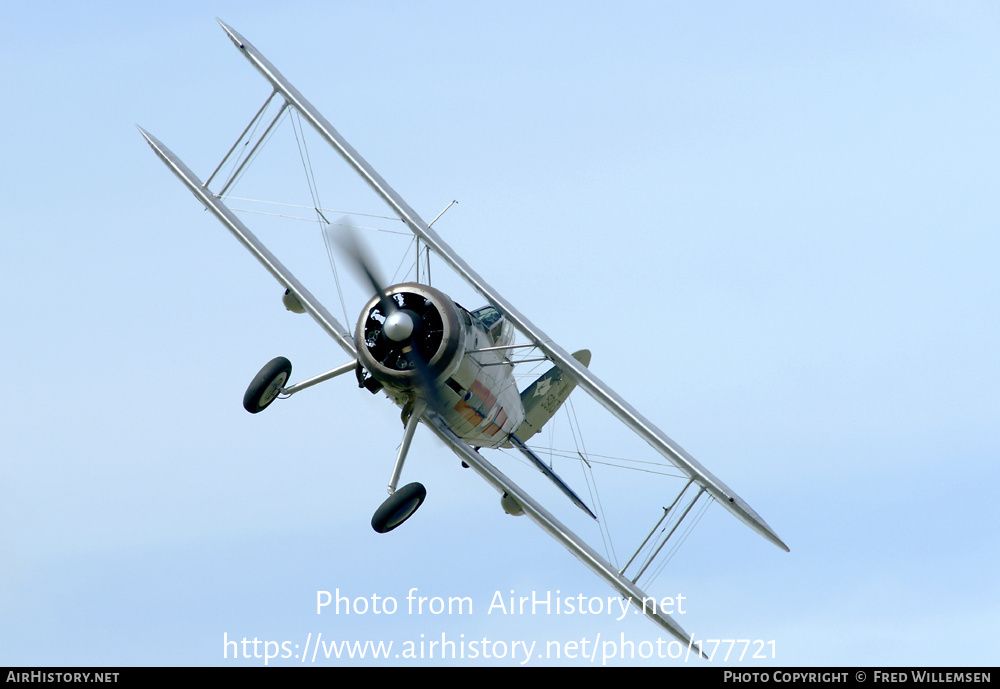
<box><xmin>2</xmin><ymin>1</ymin><xmax>997</xmax><ymax>666</ymax></box>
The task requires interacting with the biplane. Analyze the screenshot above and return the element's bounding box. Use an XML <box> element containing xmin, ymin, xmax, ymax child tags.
<box><xmin>139</xmin><ymin>20</ymin><xmax>788</xmax><ymax>654</ymax></box>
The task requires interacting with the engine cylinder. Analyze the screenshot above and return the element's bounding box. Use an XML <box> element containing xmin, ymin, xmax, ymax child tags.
<box><xmin>354</xmin><ymin>283</ymin><xmax>466</xmax><ymax>392</ymax></box>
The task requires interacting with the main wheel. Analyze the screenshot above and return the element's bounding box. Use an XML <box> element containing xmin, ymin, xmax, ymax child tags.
<box><xmin>371</xmin><ymin>482</ymin><xmax>426</xmax><ymax>533</ymax></box>
<box><xmin>243</xmin><ymin>357</ymin><xmax>292</xmax><ymax>414</ymax></box>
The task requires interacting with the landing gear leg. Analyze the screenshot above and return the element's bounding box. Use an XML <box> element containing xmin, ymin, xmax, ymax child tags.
<box><xmin>372</xmin><ymin>400</ymin><xmax>427</xmax><ymax>533</ymax></box>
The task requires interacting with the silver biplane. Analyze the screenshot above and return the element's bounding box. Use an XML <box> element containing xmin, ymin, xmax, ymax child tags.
<box><xmin>139</xmin><ymin>20</ymin><xmax>788</xmax><ymax>654</ymax></box>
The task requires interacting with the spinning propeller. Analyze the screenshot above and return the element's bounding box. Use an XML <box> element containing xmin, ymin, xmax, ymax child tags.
<box><xmin>336</xmin><ymin>219</ymin><xmax>447</xmax><ymax>532</ymax></box>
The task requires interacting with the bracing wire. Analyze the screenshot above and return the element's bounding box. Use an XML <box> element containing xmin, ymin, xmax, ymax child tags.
<box><xmin>220</xmin><ymin>198</ymin><xmax>407</xmax><ymax>231</ymax></box>
<box><xmin>290</xmin><ymin>110</ymin><xmax>350</xmax><ymax>327</ymax></box>
<box><xmin>390</xmin><ymin>237</ymin><xmax>418</xmax><ymax>284</ymax></box>
<box><xmin>564</xmin><ymin>397</ymin><xmax>618</xmax><ymax>567</ymax></box>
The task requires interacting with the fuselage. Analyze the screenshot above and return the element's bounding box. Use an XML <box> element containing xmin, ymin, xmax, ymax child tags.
<box><xmin>354</xmin><ymin>282</ymin><xmax>525</xmax><ymax>448</ymax></box>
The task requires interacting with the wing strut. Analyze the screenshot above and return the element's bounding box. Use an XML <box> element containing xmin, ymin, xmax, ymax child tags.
<box><xmin>204</xmin><ymin>88</ymin><xmax>281</xmax><ymax>193</ymax></box>
<box><xmin>624</xmin><ymin>483</ymin><xmax>707</xmax><ymax>587</ymax></box>
<box><xmin>619</xmin><ymin>477</ymin><xmax>695</xmax><ymax>576</ymax></box>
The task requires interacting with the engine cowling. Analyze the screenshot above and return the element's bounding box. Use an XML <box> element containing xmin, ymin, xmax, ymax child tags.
<box><xmin>354</xmin><ymin>282</ymin><xmax>467</xmax><ymax>393</ymax></box>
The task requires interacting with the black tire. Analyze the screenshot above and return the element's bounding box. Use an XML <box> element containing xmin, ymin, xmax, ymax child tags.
<box><xmin>371</xmin><ymin>482</ymin><xmax>426</xmax><ymax>533</ymax></box>
<box><xmin>243</xmin><ymin>357</ymin><xmax>292</xmax><ymax>414</ymax></box>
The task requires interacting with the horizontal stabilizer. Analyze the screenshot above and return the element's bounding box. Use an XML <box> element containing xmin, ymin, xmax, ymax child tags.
<box><xmin>514</xmin><ymin>349</ymin><xmax>590</xmax><ymax>442</ymax></box>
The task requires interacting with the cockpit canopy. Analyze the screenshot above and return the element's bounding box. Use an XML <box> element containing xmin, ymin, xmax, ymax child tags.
<box><xmin>471</xmin><ymin>305</ymin><xmax>514</xmax><ymax>346</ymax></box>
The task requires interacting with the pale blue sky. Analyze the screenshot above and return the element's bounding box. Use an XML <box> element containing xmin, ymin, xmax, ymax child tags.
<box><xmin>2</xmin><ymin>1</ymin><xmax>997</xmax><ymax>666</ymax></box>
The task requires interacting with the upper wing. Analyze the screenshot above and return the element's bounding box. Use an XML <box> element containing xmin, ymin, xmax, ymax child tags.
<box><xmin>136</xmin><ymin>125</ymin><xmax>357</xmax><ymax>360</ymax></box>
<box><xmin>214</xmin><ymin>19</ymin><xmax>788</xmax><ymax>553</ymax></box>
